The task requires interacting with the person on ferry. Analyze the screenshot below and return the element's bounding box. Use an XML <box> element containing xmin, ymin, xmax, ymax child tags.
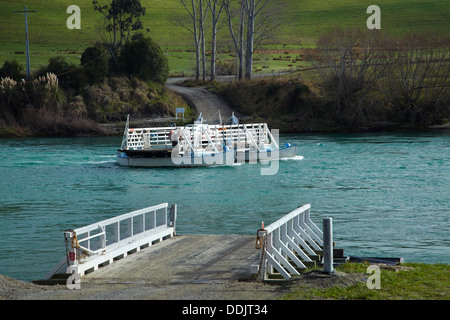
<box><xmin>170</xmin><ymin>129</ymin><xmax>180</xmax><ymax>147</ymax></box>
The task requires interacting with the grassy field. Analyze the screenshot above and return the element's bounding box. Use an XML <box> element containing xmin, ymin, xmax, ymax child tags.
<box><xmin>1</xmin><ymin>0</ymin><xmax>449</xmax><ymax>76</ymax></box>
<box><xmin>282</xmin><ymin>262</ymin><xmax>450</xmax><ymax>300</ymax></box>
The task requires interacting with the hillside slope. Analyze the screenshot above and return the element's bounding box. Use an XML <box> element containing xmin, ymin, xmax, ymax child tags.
<box><xmin>1</xmin><ymin>0</ymin><xmax>448</xmax><ymax>66</ymax></box>
<box><xmin>2</xmin><ymin>0</ymin><xmax>448</xmax><ymax>45</ymax></box>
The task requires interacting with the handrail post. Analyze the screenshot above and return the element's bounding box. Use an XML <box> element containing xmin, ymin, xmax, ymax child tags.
<box><xmin>259</xmin><ymin>229</ymin><xmax>269</xmax><ymax>281</ymax></box>
<box><xmin>169</xmin><ymin>204</ymin><xmax>177</xmax><ymax>236</ymax></box>
<box><xmin>64</xmin><ymin>230</ymin><xmax>79</xmax><ymax>275</ymax></box>
<box><xmin>323</xmin><ymin>217</ymin><xmax>334</xmax><ymax>274</ymax></box>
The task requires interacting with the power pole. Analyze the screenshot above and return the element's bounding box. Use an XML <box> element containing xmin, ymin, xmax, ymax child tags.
<box><xmin>14</xmin><ymin>6</ymin><xmax>37</xmax><ymax>80</ymax></box>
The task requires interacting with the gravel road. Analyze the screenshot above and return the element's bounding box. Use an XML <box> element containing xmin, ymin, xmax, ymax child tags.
<box><xmin>165</xmin><ymin>81</ymin><xmax>237</xmax><ymax>124</ymax></box>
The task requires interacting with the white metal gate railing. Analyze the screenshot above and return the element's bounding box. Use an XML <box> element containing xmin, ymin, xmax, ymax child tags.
<box><xmin>45</xmin><ymin>203</ymin><xmax>177</xmax><ymax>279</ymax></box>
<box><xmin>252</xmin><ymin>204</ymin><xmax>323</xmax><ymax>280</ymax></box>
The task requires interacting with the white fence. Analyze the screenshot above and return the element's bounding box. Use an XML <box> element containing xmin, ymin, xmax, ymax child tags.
<box><xmin>252</xmin><ymin>204</ymin><xmax>324</xmax><ymax>280</ymax></box>
<box><xmin>45</xmin><ymin>203</ymin><xmax>177</xmax><ymax>279</ymax></box>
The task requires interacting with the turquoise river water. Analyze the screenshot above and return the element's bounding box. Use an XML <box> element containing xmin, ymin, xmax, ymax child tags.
<box><xmin>0</xmin><ymin>132</ymin><xmax>449</xmax><ymax>281</ymax></box>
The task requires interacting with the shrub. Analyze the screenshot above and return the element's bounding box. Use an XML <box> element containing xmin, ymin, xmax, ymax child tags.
<box><xmin>81</xmin><ymin>45</ymin><xmax>109</xmax><ymax>84</ymax></box>
<box><xmin>36</xmin><ymin>56</ymin><xmax>85</xmax><ymax>90</ymax></box>
<box><xmin>118</xmin><ymin>36</ymin><xmax>169</xmax><ymax>84</ymax></box>
<box><xmin>0</xmin><ymin>60</ymin><xmax>24</xmax><ymax>81</ymax></box>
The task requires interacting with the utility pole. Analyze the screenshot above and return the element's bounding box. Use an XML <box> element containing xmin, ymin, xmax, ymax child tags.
<box><xmin>14</xmin><ymin>6</ymin><xmax>37</xmax><ymax>80</ymax></box>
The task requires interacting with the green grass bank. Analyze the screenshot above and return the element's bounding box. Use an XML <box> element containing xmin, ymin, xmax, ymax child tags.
<box><xmin>282</xmin><ymin>262</ymin><xmax>450</xmax><ymax>300</ymax></box>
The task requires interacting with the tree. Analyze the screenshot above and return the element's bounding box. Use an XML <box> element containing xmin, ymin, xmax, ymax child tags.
<box><xmin>178</xmin><ymin>0</ymin><xmax>282</xmax><ymax>80</ymax></box>
<box><xmin>224</xmin><ymin>0</ymin><xmax>283</xmax><ymax>80</ymax></box>
<box><xmin>242</xmin><ymin>0</ymin><xmax>271</xmax><ymax>79</ymax></box>
<box><xmin>81</xmin><ymin>45</ymin><xmax>109</xmax><ymax>84</ymax></box>
<box><xmin>93</xmin><ymin>0</ymin><xmax>146</xmax><ymax>48</ymax></box>
<box><xmin>199</xmin><ymin>0</ymin><xmax>207</xmax><ymax>81</ymax></box>
<box><xmin>383</xmin><ymin>34</ymin><xmax>450</xmax><ymax>123</ymax></box>
<box><xmin>37</xmin><ymin>56</ymin><xmax>85</xmax><ymax>90</ymax></box>
<box><xmin>118</xmin><ymin>37</ymin><xmax>169</xmax><ymax>84</ymax></box>
<box><xmin>0</xmin><ymin>60</ymin><xmax>24</xmax><ymax>81</ymax></box>
<box><xmin>179</xmin><ymin>0</ymin><xmax>208</xmax><ymax>80</ymax></box>
<box><xmin>314</xmin><ymin>28</ymin><xmax>388</xmax><ymax>126</ymax></box>
<box><xmin>224</xmin><ymin>0</ymin><xmax>245</xmax><ymax>79</ymax></box>
<box><xmin>206</xmin><ymin>0</ymin><xmax>225</xmax><ymax>81</ymax></box>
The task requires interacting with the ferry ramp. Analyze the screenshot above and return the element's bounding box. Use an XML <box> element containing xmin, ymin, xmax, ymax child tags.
<box><xmin>33</xmin><ymin>235</ymin><xmax>289</xmax><ymax>300</ymax></box>
<box><xmin>27</xmin><ymin>203</ymin><xmax>334</xmax><ymax>300</ymax></box>
<box><xmin>83</xmin><ymin>235</ymin><xmax>258</xmax><ymax>285</ymax></box>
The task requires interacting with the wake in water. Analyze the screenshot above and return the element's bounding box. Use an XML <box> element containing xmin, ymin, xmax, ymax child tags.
<box><xmin>86</xmin><ymin>160</ymin><xmax>116</xmax><ymax>165</ymax></box>
<box><xmin>280</xmin><ymin>155</ymin><xmax>304</xmax><ymax>161</ymax></box>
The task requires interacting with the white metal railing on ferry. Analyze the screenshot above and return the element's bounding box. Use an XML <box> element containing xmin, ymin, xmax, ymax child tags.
<box><xmin>123</xmin><ymin>122</ymin><xmax>279</xmax><ymax>152</ymax></box>
<box><xmin>45</xmin><ymin>203</ymin><xmax>177</xmax><ymax>279</ymax></box>
<box><xmin>252</xmin><ymin>204</ymin><xmax>323</xmax><ymax>280</ymax></box>
<box><xmin>127</xmin><ymin>127</ymin><xmax>174</xmax><ymax>150</ymax></box>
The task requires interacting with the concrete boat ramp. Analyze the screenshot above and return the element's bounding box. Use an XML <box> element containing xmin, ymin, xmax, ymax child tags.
<box><xmin>85</xmin><ymin>235</ymin><xmax>258</xmax><ymax>285</ymax></box>
<box><xmin>71</xmin><ymin>235</ymin><xmax>276</xmax><ymax>300</ymax></box>
<box><xmin>26</xmin><ymin>235</ymin><xmax>287</xmax><ymax>300</ymax></box>
<box><xmin>26</xmin><ymin>203</ymin><xmax>353</xmax><ymax>300</ymax></box>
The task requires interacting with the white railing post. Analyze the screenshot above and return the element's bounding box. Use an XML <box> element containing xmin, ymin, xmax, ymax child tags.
<box><xmin>169</xmin><ymin>204</ymin><xmax>177</xmax><ymax>235</ymax></box>
<box><xmin>100</xmin><ymin>225</ymin><xmax>106</xmax><ymax>249</ymax></box>
<box><xmin>64</xmin><ymin>230</ymin><xmax>79</xmax><ymax>275</ymax></box>
<box><xmin>115</xmin><ymin>222</ymin><xmax>120</xmax><ymax>242</ymax></box>
<box><xmin>323</xmin><ymin>217</ymin><xmax>334</xmax><ymax>274</ymax></box>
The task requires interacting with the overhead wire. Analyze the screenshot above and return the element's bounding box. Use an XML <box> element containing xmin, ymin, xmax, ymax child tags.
<box><xmin>0</xmin><ymin>49</ymin><xmax>109</xmax><ymax>84</ymax></box>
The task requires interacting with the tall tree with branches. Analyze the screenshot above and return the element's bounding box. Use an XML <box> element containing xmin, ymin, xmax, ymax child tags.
<box><xmin>224</xmin><ymin>0</ymin><xmax>245</xmax><ymax>80</ymax></box>
<box><xmin>383</xmin><ymin>34</ymin><xmax>450</xmax><ymax>123</ymax></box>
<box><xmin>93</xmin><ymin>0</ymin><xmax>146</xmax><ymax>48</ymax></box>
<box><xmin>206</xmin><ymin>0</ymin><xmax>225</xmax><ymax>81</ymax></box>
<box><xmin>314</xmin><ymin>28</ymin><xmax>389</xmax><ymax>126</ymax></box>
<box><xmin>224</xmin><ymin>0</ymin><xmax>283</xmax><ymax>80</ymax></box>
<box><xmin>179</xmin><ymin>0</ymin><xmax>208</xmax><ymax>80</ymax></box>
<box><xmin>242</xmin><ymin>0</ymin><xmax>271</xmax><ymax>79</ymax></box>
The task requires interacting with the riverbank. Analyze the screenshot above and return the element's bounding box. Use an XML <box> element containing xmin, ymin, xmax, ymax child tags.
<box><xmin>0</xmin><ymin>76</ymin><xmax>192</xmax><ymax>138</ymax></box>
<box><xmin>2</xmin><ymin>111</ymin><xmax>449</xmax><ymax>138</ymax></box>
<box><xmin>208</xmin><ymin>78</ymin><xmax>450</xmax><ymax>134</ymax></box>
<box><xmin>1</xmin><ymin>76</ymin><xmax>449</xmax><ymax>138</ymax></box>
<box><xmin>1</xmin><ymin>262</ymin><xmax>448</xmax><ymax>300</ymax></box>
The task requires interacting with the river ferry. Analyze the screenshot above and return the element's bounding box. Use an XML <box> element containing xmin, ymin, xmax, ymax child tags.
<box><xmin>116</xmin><ymin>115</ymin><xmax>297</xmax><ymax>167</ymax></box>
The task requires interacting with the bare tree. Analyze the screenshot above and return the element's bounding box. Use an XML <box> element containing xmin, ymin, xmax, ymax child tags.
<box><xmin>314</xmin><ymin>28</ymin><xmax>389</xmax><ymax>126</ymax></box>
<box><xmin>224</xmin><ymin>0</ymin><xmax>284</xmax><ymax>80</ymax></box>
<box><xmin>178</xmin><ymin>0</ymin><xmax>209</xmax><ymax>80</ymax></box>
<box><xmin>383</xmin><ymin>34</ymin><xmax>450</xmax><ymax>123</ymax></box>
<box><xmin>242</xmin><ymin>0</ymin><xmax>272</xmax><ymax>79</ymax></box>
<box><xmin>180</xmin><ymin>0</ymin><xmax>284</xmax><ymax>81</ymax></box>
<box><xmin>206</xmin><ymin>0</ymin><xmax>225</xmax><ymax>81</ymax></box>
<box><xmin>224</xmin><ymin>0</ymin><xmax>246</xmax><ymax>80</ymax></box>
<box><xmin>179</xmin><ymin>0</ymin><xmax>200</xmax><ymax>80</ymax></box>
<box><xmin>199</xmin><ymin>0</ymin><xmax>208</xmax><ymax>81</ymax></box>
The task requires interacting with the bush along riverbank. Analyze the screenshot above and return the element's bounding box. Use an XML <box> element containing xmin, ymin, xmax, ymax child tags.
<box><xmin>211</xmin><ymin>77</ymin><xmax>450</xmax><ymax>134</ymax></box>
<box><xmin>210</xmin><ymin>29</ymin><xmax>450</xmax><ymax>133</ymax></box>
<box><xmin>0</xmin><ymin>74</ymin><xmax>189</xmax><ymax>137</ymax></box>
<box><xmin>0</xmin><ymin>36</ymin><xmax>191</xmax><ymax>138</ymax></box>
